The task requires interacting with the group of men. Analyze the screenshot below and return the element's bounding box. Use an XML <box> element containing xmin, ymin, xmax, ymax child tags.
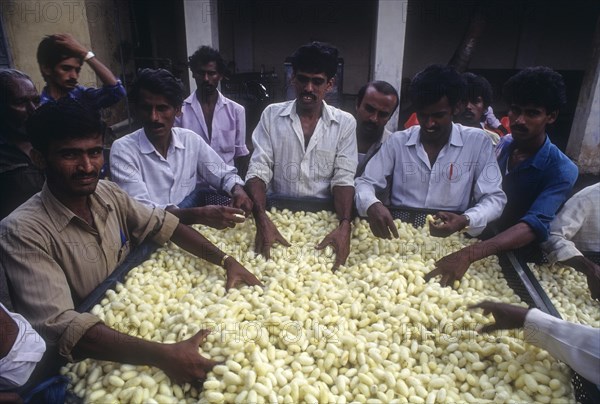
<box><xmin>0</xmin><ymin>35</ymin><xmax>598</xmax><ymax>396</ymax></box>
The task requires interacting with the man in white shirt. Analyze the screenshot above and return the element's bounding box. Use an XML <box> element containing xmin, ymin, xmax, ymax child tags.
<box><xmin>471</xmin><ymin>300</ymin><xmax>600</xmax><ymax>385</ymax></box>
<box><xmin>111</xmin><ymin>68</ymin><xmax>253</xmax><ymax>229</ymax></box>
<box><xmin>246</xmin><ymin>42</ymin><xmax>357</xmax><ymax>270</ymax></box>
<box><xmin>175</xmin><ymin>46</ymin><xmax>249</xmax><ymax>172</ymax></box>
<box><xmin>541</xmin><ymin>183</ymin><xmax>600</xmax><ymax>299</ymax></box>
<box><xmin>355</xmin><ymin>65</ymin><xmax>506</xmax><ymax>239</ymax></box>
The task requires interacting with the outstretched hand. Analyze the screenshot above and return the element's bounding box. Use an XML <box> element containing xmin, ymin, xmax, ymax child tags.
<box><xmin>469</xmin><ymin>300</ymin><xmax>529</xmax><ymax>334</ymax></box>
<box><xmin>366</xmin><ymin>202</ymin><xmax>398</xmax><ymax>239</ymax></box>
<box><xmin>160</xmin><ymin>330</ymin><xmax>220</xmax><ymax>384</ymax></box>
<box><xmin>424</xmin><ymin>249</ymin><xmax>471</xmax><ymax>287</ymax></box>
<box><xmin>254</xmin><ymin>215</ymin><xmax>290</xmax><ymax>260</ymax></box>
<box><xmin>316</xmin><ymin>221</ymin><xmax>351</xmax><ymax>272</ymax></box>
<box><xmin>224</xmin><ymin>258</ymin><xmax>263</xmax><ymax>290</ymax></box>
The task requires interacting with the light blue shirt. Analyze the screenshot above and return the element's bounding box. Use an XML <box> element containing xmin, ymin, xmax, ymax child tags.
<box><xmin>355</xmin><ymin>124</ymin><xmax>507</xmax><ymax>236</ymax></box>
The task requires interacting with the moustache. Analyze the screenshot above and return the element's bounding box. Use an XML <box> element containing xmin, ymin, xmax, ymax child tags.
<box><xmin>72</xmin><ymin>172</ymin><xmax>98</xmax><ymax>180</ymax></box>
<box><xmin>66</xmin><ymin>80</ymin><xmax>78</xmax><ymax>86</ymax></box>
<box><xmin>510</xmin><ymin>124</ymin><xmax>528</xmax><ymax>133</ymax></box>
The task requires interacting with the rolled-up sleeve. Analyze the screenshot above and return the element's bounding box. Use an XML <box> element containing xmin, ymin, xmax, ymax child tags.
<box><xmin>82</xmin><ymin>80</ymin><xmax>126</xmax><ymax>109</ymax></box>
<box><xmin>196</xmin><ymin>137</ymin><xmax>244</xmax><ymax>195</ymax></box>
<box><xmin>463</xmin><ymin>138</ymin><xmax>507</xmax><ymax>236</ymax></box>
<box><xmin>234</xmin><ymin>105</ymin><xmax>249</xmax><ymax>158</ymax></box>
<box><xmin>355</xmin><ymin>138</ymin><xmax>396</xmax><ymax>217</ymax></box>
<box><xmin>246</xmin><ymin>107</ymin><xmax>275</xmax><ymax>186</ymax></box>
<box><xmin>520</xmin><ymin>163</ymin><xmax>578</xmax><ymax>242</ymax></box>
<box><xmin>330</xmin><ymin>117</ymin><xmax>357</xmax><ymax>190</ymax></box>
<box><xmin>541</xmin><ymin>186</ymin><xmax>592</xmax><ymax>263</ymax></box>
<box><xmin>0</xmin><ymin>225</ymin><xmax>102</xmax><ymax>361</ymax></box>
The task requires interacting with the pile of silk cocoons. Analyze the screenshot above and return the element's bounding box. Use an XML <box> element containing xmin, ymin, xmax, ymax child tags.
<box><xmin>62</xmin><ymin>209</ymin><xmax>575</xmax><ymax>403</ymax></box>
<box><xmin>530</xmin><ymin>262</ymin><xmax>600</xmax><ymax>327</ymax></box>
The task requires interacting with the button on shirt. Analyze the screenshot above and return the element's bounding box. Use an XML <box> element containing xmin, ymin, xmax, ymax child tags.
<box><xmin>541</xmin><ymin>183</ymin><xmax>599</xmax><ymax>263</ymax></box>
<box><xmin>246</xmin><ymin>100</ymin><xmax>357</xmax><ymax>198</ymax></box>
<box><xmin>40</xmin><ymin>81</ymin><xmax>126</xmax><ymax>110</ymax></box>
<box><xmin>175</xmin><ymin>91</ymin><xmax>249</xmax><ymax>166</ymax></box>
<box><xmin>0</xmin><ymin>180</ymin><xmax>179</xmax><ymax>360</ymax></box>
<box><xmin>110</xmin><ymin>127</ymin><xmax>244</xmax><ymax>209</ymax></box>
<box><xmin>355</xmin><ymin>124</ymin><xmax>507</xmax><ymax>236</ymax></box>
<box><xmin>496</xmin><ymin>135</ymin><xmax>578</xmax><ymax>241</ymax></box>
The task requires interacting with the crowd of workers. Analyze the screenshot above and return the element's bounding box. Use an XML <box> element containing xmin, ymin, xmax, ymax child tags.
<box><xmin>0</xmin><ymin>34</ymin><xmax>598</xmax><ymax>400</ymax></box>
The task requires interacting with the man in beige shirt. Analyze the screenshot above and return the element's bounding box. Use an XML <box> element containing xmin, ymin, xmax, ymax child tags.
<box><xmin>0</xmin><ymin>99</ymin><xmax>261</xmax><ymax>384</ymax></box>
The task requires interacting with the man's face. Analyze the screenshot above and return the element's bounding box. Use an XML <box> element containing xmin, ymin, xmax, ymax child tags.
<box><xmin>192</xmin><ymin>61</ymin><xmax>222</xmax><ymax>95</ymax></box>
<box><xmin>508</xmin><ymin>103</ymin><xmax>557</xmax><ymax>143</ymax></box>
<box><xmin>136</xmin><ymin>88</ymin><xmax>180</xmax><ymax>141</ymax></box>
<box><xmin>416</xmin><ymin>96</ymin><xmax>456</xmax><ymax>142</ymax></box>
<box><xmin>43</xmin><ymin>57</ymin><xmax>82</xmax><ymax>91</ymax></box>
<box><xmin>41</xmin><ymin>134</ymin><xmax>104</xmax><ymax>197</ymax></box>
<box><xmin>293</xmin><ymin>71</ymin><xmax>332</xmax><ymax>110</ymax></box>
<box><xmin>457</xmin><ymin>96</ymin><xmax>486</xmax><ymax>128</ymax></box>
<box><xmin>3</xmin><ymin>78</ymin><xmax>39</xmax><ymax>134</ymax></box>
<box><xmin>356</xmin><ymin>86</ymin><xmax>397</xmax><ymax>141</ymax></box>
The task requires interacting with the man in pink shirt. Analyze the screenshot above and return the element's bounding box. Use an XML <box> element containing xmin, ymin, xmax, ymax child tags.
<box><xmin>176</xmin><ymin>46</ymin><xmax>249</xmax><ymax>173</ymax></box>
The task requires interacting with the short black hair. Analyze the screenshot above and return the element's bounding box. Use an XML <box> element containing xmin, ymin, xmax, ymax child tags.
<box><xmin>462</xmin><ymin>72</ymin><xmax>493</xmax><ymax>108</ymax></box>
<box><xmin>36</xmin><ymin>35</ymin><xmax>82</xmax><ymax>69</ymax></box>
<box><xmin>130</xmin><ymin>68</ymin><xmax>185</xmax><ymax>108</ymax></box>
<box><xmin>409</xmin><ymin>64</ymin><xmax>466</xmax><ymax>109</ymax></box>
<box><xmin>0</xmin><ymin>69</ymin><xmax>33</xmax><ymax>112</ymax></box>
<box><xmin>356</xmin><ymin>81</ymin><xmax>400</xmax><ymax>112</ymax></box>
<box><xmin>503</xmin><ymin>66</ymin><xmax>566</xmax><ymax>112</ymax></box>
<box><xmin>188</xmin><ymin>46</ymin><xmax>226</xmax><ymax>75</ymax></box>
<box><xmin>291</xmin><ymin>42</ymin><xmax>339</xmax><ymax>79</ymax></box>
<box><xmin>27</xmin><ymin>98</ymin><xmax>104</xmax><ymax>155</ymax></box>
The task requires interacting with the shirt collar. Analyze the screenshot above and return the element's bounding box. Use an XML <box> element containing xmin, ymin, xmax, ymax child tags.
<box><xmin>185</xmin><ymin>90</ymin><xmax>228</xmax><ymax>106</ymax></box>
<box><xmin>138</xmin><ymin>128</ymin><xmax>185</xmax><ymax>155</ymax></box>
<box><xmin>280</xmin><ymin>100</ymin><xmax>339</xmax><ymax>126</ymax></box>
<box><xmin>405</xmin><ymin>123</ymin><xmax>463</xmax><ymax>147</ymax></box>
<box><xmin>40</xmin><ymin>181</ymin><xmax>111</xmax><ymax>232</ymax></box>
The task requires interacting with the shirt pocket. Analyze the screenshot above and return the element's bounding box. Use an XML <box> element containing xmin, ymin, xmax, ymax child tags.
<box><xmin>215</xmin><ymin>131</ymin><xmax>237</xmax><ymax>164</ymax></box>
<box><xmin>116</xmin><ymin>239</ymin><xmax>131</xmax><ymax>266</ymax></box>
<box><xmin>313</xmin><ymin>149</ymin><xmax>336</xmax><ymax>182</ymax></box>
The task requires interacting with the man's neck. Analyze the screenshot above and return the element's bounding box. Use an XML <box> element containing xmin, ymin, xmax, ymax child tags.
<box><xmin>147</xmin><ymin>129</ymin><xmax>173</xmax><ymax>159</ymax></box>
<box><xmin>296</xmin><ymin>102</ymin><xmax>323</xmax><ymax>120</ymax></box>
<box><xmin>46</xmin><ymin>84</ymin><xmax>70</xmax><ymax>101</ymax></box>
<box><xmin>196</xmin><ymin>89</ymin><xmax>218</xmax><ymax>106</ymax></box>
<box><xmin>513</xmin><ymin>133</ymin><xmax>546</xmax><ymax>155</ymax></box>
<box><xmin>356</xmin><ymin>130</ymin><xmax>383</xmax><ymax>153</ymax></box>
<box><xmin>48</xmin><ymin>183</ymin><xmax>94</xmax><ymax>225</ymax></box>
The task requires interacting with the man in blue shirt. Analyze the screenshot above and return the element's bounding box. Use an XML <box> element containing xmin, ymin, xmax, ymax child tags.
<box><xmin>36</xmin><ymin>33</ymin><xmax>125</xmax><ymax>111</ymax></box>
<box><xmin>426</xmin><ymin>66</ymin><xmax>578</xmax><ymax>287</ymax></box>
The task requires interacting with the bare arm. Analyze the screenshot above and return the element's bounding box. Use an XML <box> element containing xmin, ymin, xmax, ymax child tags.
<box><xmin>170</xmin><ymin>223</ymin><xmax>262</xmax><ymax>290</ymax></box>
<box><xmin>316</xmin><ymin>186</ymin><xmax>355</xmax><ymax>271</ymax></box>
<box><xmin>425</xmin><ymin>222</ymin><xmax>536</xmax><ymax>287</ymax></box>
<box><xmin>72</xmin><ymin>324</ymin><xmax>217</xmax><ymax>384</ymax></box>
<box><xmin>245</xmin><ymin>177</ymin><xmax>289</xmax><ymax>259</ymax></box>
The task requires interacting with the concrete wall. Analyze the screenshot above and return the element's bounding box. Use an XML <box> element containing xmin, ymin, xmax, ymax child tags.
<box><xmin>567</xmin><ymin>16</ymin><xmax>600</xmax><ymax>175</ymax></box>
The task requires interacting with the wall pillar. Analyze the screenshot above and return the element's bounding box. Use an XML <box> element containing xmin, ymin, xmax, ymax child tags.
<box><xmin>373</xmin><ymin>0</ymin><xmax>408</xmax><ymax>132</ymax></box>
<box><xmin>183</xmin><ymin>0</ymin><xmax>219</xmax><ymax>93</ymax></box>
